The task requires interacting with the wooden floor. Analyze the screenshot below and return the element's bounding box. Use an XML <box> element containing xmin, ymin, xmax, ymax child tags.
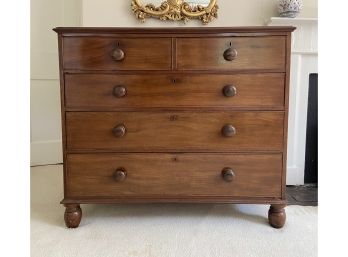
<box><xmin>286</xmin><ymin>185</ymin><xmax>318</xmax><ymax>206</ymax></box>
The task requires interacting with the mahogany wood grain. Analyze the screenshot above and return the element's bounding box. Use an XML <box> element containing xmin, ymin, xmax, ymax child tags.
<box><xmin>268</xmin><ymin>204</ymin><xmax>286</xmax><ymax>229</ymax></box>
<box><xmin>61</xmin><ymin>197</ymin><xmax>287</xmax><ymax>205</ymax></box>
<box><xmin>62</xmin><ymin>37</ymin><xmax>172</xmax><ymax>70</ymax></box>
<box><xmin>54</xmin><ymin>27</ymin><xmax>296</xmax><ymax>35</ymax></box>
<box><xmin>281</xmin><ymin>32</ymin><xmax>293</xmax><ymax>199</ymax></box>
<box><xmin>65</xmin><ymin>111</ymin><xmax>284</xmax><ymax>152</ymax></box>
<box><xmin>177</xmin><ymin>37</ymin><xmax>286</xmax><ymax>71</ymax></box>
<box><xmin>54</xmin><ymin>27</ymin><xmax>295</xmax><ymax>228</ymax></box>
<box><xmin>57</xmin><ymin>34</ymin><xmax>69</xmax><ymax>199</ymax></box>
<box><xmin>66</xmin><ymin>153</ymin><xmax>282</xmax><ymax>198</ymax></box>
<box><xmin>64</xmin><ymin>73</ymin><xmax>285</xmax><ymax>110</ymax></box>
<box><xmin>64</xmin><ymin>204</ymin><xmax>82</xmax><ymax>228</ymax></box>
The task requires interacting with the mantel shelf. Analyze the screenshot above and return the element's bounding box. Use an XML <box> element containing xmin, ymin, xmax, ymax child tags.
<box><xmin>267</xmin><ymin>16</ymin><xmax>318</xmax><ymax>54</ymax></box>
<box><xmin>265</xmin><ymin>17</ymin><xmax>318</xmax><ymax>25</ymax></box>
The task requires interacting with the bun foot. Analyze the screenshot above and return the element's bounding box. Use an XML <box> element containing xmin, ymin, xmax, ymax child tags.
<box><xmin>268</xmin><ymin>204</ymin><xmax>286</xmax><ymax>228</ymax></box>
<box><xmin>64</xmin><ymin>204</ymin><xmax>82</xmax><ymax>228</ymax></box>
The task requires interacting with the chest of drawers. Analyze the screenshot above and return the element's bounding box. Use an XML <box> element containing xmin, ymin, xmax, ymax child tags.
<box><xmin>54</xmin><ymin>27</ymin><xmax>295</xmax><ymax>229</ymax></box>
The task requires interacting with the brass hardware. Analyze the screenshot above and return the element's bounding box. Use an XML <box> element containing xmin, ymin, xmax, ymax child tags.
<box><xmin>131</xmin><ymin>0</ymin><xmax>218</xmax><ymax>25</ymax></box>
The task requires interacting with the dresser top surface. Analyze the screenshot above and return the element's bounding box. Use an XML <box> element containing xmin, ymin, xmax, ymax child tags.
<box><xmin>53</xmin><ymin>26</ymin><xmax>296</xmax><ymax>34</ymax></box>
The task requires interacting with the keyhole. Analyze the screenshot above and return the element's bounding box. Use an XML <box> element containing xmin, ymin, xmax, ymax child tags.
<box><xmin>170</xmin><ymin>115</ymin><xmax>178</xmax><ymax>121</ymax></box>
<box><xmin>229</xmin><ymin>42</ymin><xmax>232</xmax><ymax>47</ymax></box>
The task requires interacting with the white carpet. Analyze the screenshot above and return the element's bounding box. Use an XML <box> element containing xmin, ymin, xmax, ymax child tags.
<box><xmin>31</xmin><ymin>165</ymin><xmax>317</xmax><ymax>257</ymax></box>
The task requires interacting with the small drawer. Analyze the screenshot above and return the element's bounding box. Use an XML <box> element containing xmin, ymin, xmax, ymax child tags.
<box><xmin>66</xmin><ymin>153</ymin><xmax>282</xmax><ymax>198</ymax></box>
<box><xmin>62</xmin><ymin>37</ymin><xmax>172</xmax><ymax>70</ymax></box>
<box><xmin>64</xmin><ymin>73</ymin><xmax>285</xmax><ymax>110</ymax></box>
<box><xmin>65</xmin><ymin>111</ymin><xmax>284</xmax><ymax>152</ymax></box>
<box><xmin>177</xmin><ymin>36</ymin><xmax>286</xmax><ymax>71</ymax></box>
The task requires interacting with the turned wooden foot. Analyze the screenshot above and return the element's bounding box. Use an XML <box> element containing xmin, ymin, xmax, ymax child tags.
<box><xmin>268</xmin><ymin>204</ymin><xmax>286</xmax><ymax>229</ymax></box>
<box><xmin>64</xmin><ymin>204</ymin><xmax>82</xmax><ymax>228</ymax></box>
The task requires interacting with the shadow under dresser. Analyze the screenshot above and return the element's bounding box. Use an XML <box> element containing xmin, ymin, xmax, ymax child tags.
<box><xmin>53</xmin><ymin>27</ymin><xmax>295</xmax><ymax>228</ymax></box>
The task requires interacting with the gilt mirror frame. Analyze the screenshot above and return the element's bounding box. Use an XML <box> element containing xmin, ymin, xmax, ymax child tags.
<box><xmin>131</xmin><ymin>0</ymin><xmax>218</xmax><ymax>25</ymax></box>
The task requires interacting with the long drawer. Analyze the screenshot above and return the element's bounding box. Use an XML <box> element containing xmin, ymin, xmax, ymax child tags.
<box><xmin>66</xmin><ymin>111</ymin><xmax>284</xmax><ymax>152</ymax></box>
<box><xmin>177</xmin><ymin>36</ymin><xmax>286</xmax><ymax>71</ymax></box>
<box><xmin>66</xmin><ymin>153</ymin><xmax>282</xmax><ymax>198</ymax></box>
<box><xmin>62</xmin><ymin>37</ymin><xmax>172</xmax><ymax>70</ymax></box>
<box><xmin>65</xmin><ymin>73</ymin><xmax>285</xmax><ymax>109</ymax></box>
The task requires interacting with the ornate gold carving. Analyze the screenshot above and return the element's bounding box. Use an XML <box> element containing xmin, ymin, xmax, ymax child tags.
<box><xmin>131</xmin><ymin>0</ymin><xmax>218</xmax><ymax>24</ymax></box>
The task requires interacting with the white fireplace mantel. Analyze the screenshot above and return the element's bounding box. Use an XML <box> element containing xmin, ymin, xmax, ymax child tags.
<box><xmin>267</xmin><ymin>17</ymin><xmax>318</xmax><ymax>54</ymax></box>
<box><xmin>267</xmin><ymin>17</ymin><xmax>318</xmax><ymax>185</ymax></box>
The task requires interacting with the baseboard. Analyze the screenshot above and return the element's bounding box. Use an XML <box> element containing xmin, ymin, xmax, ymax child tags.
<box><xmin>31</xmin><ymin>140</ymin><xmax>63</xmax><ymax>166</ymax></box>
<box><xmin>286</xmin><ymin>166</ymin><xmax>304</xmax><ymax>185</ymax></box>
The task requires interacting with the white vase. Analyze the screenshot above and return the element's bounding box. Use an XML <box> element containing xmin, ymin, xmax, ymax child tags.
<box><xmin>277</xmin><ymin>0</ymin><xmax>303</xmax><ymax>18</ymax></box>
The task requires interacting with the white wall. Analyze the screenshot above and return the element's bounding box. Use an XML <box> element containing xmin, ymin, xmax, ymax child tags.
<box><xmin>82</xmin><ymin>0</ymin><xmax>317</xmax><ymax>27</ymax></box>
<box><xmin>30</xmin><ymin>0</ymin><xmax>81</xmax><ymax>165</ymax></box>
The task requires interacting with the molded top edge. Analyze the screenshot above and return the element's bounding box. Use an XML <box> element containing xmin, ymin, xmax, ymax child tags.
<box><xmin>53</xmin><ymin>26</ymin><xmax>296</xmax><ymax>34</ymax></box>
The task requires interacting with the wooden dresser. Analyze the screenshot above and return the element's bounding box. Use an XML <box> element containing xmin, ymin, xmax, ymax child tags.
<box><xmin>54</xmin><ymin>27</ymin><xmax>295</xmax><ymax>229</ymax></box>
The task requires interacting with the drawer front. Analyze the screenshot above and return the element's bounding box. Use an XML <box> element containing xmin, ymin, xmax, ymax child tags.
<box><xmin>177</xmin><ymin>37</ymin><xmax>286</xmax><ymax>71</ymax></box>
<box><xmin>62</xmin><ymin>37</ymin><xmax>172</xmax><ymax>70</ymax></box>
<box><xmin>65</xmin><ymin>73</ymin><xmax>285</xmax><ymax>109</ymax></box>
<box><xmin>66</xmin><ymin>111</ymin><xmax>284</xmax><ymax>152</ymax></box>
<box><xmin>66</xmin><ymin>153</ymin><xmax>282</xmax><ymax>198</ymax></box>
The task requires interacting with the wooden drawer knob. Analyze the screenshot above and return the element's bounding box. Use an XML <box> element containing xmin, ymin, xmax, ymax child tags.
<box><xmin>223</xmin><ymin>85</ymin><xmax>237</xmax><ymax>97</ymax></box>
<box><xmin>221</xmin><ymin>168</ymin><xmax>235</xmax><ymax>182</ymax></box>
<box><xmin>112</xmin><ymin>124</ymin><xmax>126</xmax><ymax>138</ymax></box>
<box><xmin>111</xmin><ymin>48</ymin><xmax>125</xmax><ymax>61</ymax></box>
<box><xmin>221</xmin><ymin>124</ymin><xmax>236</xmax><ymax>137</ymax></box>
<box><xmin>223</xmin><ymin>48</ymin><xmax>238</xmax><ymax>61</ymax></box>
<box><xmin>113</xmin><ymin>168</ymin><xmax>127</xmax><ymax>182</ymax></box>
<box><xmin>113</xmin><ymin>85</ymin><xmax>127</xmax><ymax>98</ymax></box>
